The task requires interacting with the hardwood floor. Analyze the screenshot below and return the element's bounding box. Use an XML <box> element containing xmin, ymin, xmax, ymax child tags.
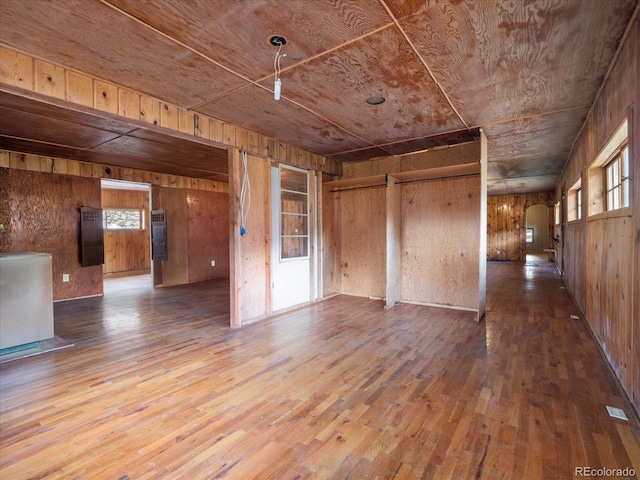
<box><xmin>1</xmin><ymin>265</ymin><xmax>638</xmax><ymax>479</ymax></box>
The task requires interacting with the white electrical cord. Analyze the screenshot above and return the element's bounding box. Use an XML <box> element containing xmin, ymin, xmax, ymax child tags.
<box><xmin>239</xmin><ymin>151</ymin><xmax>250</xmax><ymax>235</ymax></box>
<box><xmin>273</xmin><ymin>43</ymin><xmax>286</xmax><ymax>100</ymax></box>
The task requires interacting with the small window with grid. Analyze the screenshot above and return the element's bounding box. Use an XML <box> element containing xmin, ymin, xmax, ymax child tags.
<box><xmin>568</xmin><ymin>179</ymin><xmax>582</xmax><ymax>222</ymax></box>
<box><xmin>605</xmin><ymin>145</ymin><xmax>629</xmax><ymax>211</ymax></box>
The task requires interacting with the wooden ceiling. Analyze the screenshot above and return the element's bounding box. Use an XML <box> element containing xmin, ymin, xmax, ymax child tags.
<box><xmin>0</xmin><ymin>0</ymin><xmax>636</xmax><ymax>193</ymax></box>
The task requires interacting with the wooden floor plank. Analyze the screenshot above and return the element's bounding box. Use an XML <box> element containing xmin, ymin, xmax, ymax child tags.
<box><xmin>1</xmin><ymin>267</ymin><xmax>639</xmax><ymax>478</ymax></box>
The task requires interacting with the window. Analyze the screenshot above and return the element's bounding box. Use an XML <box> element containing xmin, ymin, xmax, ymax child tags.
<box><xmin>605</xmin><ymin>144</ymin><xmax>629</xmax><ymax>211</ymax></box>
<box><xmin>587</xmin><ymin>118</ymin><xmax>630</xmax><ymax>218</ymax></box>
<box><xmin>568</xmin><ymin>179</ymin><xmax>582</xmax><ymax>222</ymax></box>
<box><xmin>526</xmin><ymin>228</ymin><xmax>534</xmax><ymax>244</ymax></box>
<box><xmin>577</xmin><ymin>186</ymin><xmax>582</xmax><ymax>219</ymax></box>
<box><xmin>104</xmin><ymin>209</ymin><xmax>144</xmax><ymax>230</ymax></box>
<box><xmin>280</xmin><ymin>166</ymin><xmax>309</xmax><ymax>259</ymax></box>
<box><xmin>554</xmin><ymin>202</ymin><xmax>560</xmax><ymax>225</ymax></box>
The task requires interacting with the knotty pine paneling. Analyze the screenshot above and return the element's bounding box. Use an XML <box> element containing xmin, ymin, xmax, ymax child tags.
<box><xmin>187</xmin><ymin>189</ymin><xmax>229</xmax><ymax>283</ymax></box>
<box><xmin>401</xmin><ymin>176</ymin><xmax>480</xmax><ymax>309</ymax></box>
<box><xmin>586</xmin><ymin>217</ymin><xmax>634</xmax><ymax>409</ymax></box>
<box><xmin>487</xmin><ymin>193</ymin><xmax>554</xmax><ymax>261</ymax></box>
<box><xmin>339</xmin><ymin>187</ymin><xmax>386</xmax><ymax>298</ymax></box>
<box><xmin>1</xmin><ymin>150</ymin><xmax>228</xmax><ymax>193</ymax></box>
<box><xmin>556</xmin><ymin>16</ymin><xmax>638</xmax><ymax>417</ymax></box>
<box><xmin>1</xmin><ymin>167</ymin><xmax>102</xmax><ymax>300</ymax></box>
<box><xmin>101</xmin><ymin>188</ymin><xmax>150</xmax><ymax>275</ymax></box>
<box><xmin>563</xmin><ymin>222</ymin><xmax>586</xmax><ymax>309</ymax></box>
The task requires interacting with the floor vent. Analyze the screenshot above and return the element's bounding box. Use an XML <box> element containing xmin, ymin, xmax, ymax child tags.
<box><xmin>606</xmin><ymin>406</ymin><xmax>628</xmax><ymax>421</ymax></box>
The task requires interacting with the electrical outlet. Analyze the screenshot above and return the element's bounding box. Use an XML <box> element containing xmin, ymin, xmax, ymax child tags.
<box><xmin>496</xmin><ymin>249</ymin><xmax>501</xmax><ymax>255</ymax></box>
<box><xmin>211</xmin><ymin>260</ymin><xmax>215</xmax><ymax>266</ymax></box>
<box><xmin>62</xmin><ymin>273</ymin><xmax>69</xmax><ymax>282</ymax></box>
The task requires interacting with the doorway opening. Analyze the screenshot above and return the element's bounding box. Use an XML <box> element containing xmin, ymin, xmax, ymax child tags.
<box><xmin>525</xmin><ymin>204</ymin><xmax>551</xmax><ymax>263</ymax></box>
<box><xmin>100</xmin><ymin>179</ymin><xmax>152</xmax><ymax>294</ymax></box>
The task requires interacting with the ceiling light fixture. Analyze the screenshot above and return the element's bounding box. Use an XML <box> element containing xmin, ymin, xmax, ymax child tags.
<box><xmin>270</xmin><ymin>35</ymin><xmax>287</xmax><ymax>100</ymax></box>
<box><xmin>366</xmin><ymin>96</ymin><xmax>385</xmax><ymax>105</ymax></box>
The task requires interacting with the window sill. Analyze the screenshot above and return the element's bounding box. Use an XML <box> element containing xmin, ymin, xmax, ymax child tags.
<box><xmin>587</xmin><ymin>207</ymin><xmax>631</xmax><ymax>222</ymax></box>
<box><xmin>567</xmin><ymin>219</ymin><xmax>583</xmax><ymax>225</ymax></box>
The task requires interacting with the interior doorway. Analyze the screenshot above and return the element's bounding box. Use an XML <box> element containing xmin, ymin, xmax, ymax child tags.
<box><xmin>525</xmin><ymin>204</ymin><xmax>550</xmax><ymax>262</ymax></box>
<box><xmin>100</xmin><ymin>179</ymin><xmax>152</xmax><ymax>293</ymax></box>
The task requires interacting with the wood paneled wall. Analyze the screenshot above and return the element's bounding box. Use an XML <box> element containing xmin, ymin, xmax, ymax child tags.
<box><xmin>1</xmin><ymin>151</ymin><xmax>230</xmax><ymax>298</ymax></box>
<box><xmin>320</xmin><ymin>175</ymin><xmax>341</xmax><ymax>297</ymax></box>
<box><xmin>326</xmin><ymin>142</ymin><xmax>484</xmax><ymax>313</ymax></box>
<box><xmin>401</xmin><ymin>176</ymin><xmax>480</xmax><ymax>309</ymax></box>
<box><xmin>154</xmin><ymin>187</ymin><xmax>189</xmax><ymax>287</ymax></box>
<box><xmin>0</xmin><ymin>150</ymin><xmax>228</xmax><ymax>194</ymax></box>
<box><xmin>152</xmin><ymin>186</ymin><xmax>230</xmax><ymax>288</ymax></box>
<box><xmin>228</xmin><ymin>150</ymin><xmax>272</xmax><ymax>326</ymax></box>
<box><xmin>0</xmin><ymin>168</ymin><xmax>102</xmax><ymax>301</ymax></box>
<box><xmin>486</xmin><ymin>192</ymin><xmax>554</xmax><ymax>261</ymax></box>
<box><xmin>187</xmin><ymin>189</ymin><xmax>229</xmax><ymax>283</ymax></box>
<box><xmin>339</xmin><ymin>187</ymin><xmax>386</xmax><ymax>298</ymax></box>
<box><xmin>556</xmin><ymin>16</ymin><xmax>639</xmax><ymax>417</ymax></box>
<box><xmin>101</xmin><ymin>188</ymin><xmax>150</xmax><ymax>274</ymax></box>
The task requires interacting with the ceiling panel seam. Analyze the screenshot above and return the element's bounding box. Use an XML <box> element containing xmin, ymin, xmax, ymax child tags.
<box><xmin>99</xmin><ymin>0</ymin><xmax>254</xmax><ymax>99</ymax></box>
<box><xmin>378</xmin><ymin>0</ymin><xmax>471</xmax><ymax>136</ymax></box>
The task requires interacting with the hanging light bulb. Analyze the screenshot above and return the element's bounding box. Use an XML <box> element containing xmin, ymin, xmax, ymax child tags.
<box><xmin>270</xmin><ymin>36</ymin><xmax>287</xmax><ymax>101</ymax></box>
<box><xmin>274</xmin><ymin>78</ymin><xmax>282</xmax><ymax>100</ymax></box>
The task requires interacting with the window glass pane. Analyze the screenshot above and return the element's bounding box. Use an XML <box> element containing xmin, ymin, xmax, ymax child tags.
<box><xmin>281</xmin><ymin>236</ymin><xmax>308</xmax><ymax>259</ymax></box>
<box><xmin>105</xmin><ymin>209</ymin><xmax>142</xmax><ymax>229</ymax></box>
<box><xmin>281</xmin><ymin>168</ymin><xmax>307</xmax><ymax>193</ymax></box>
<box><xmin>282</xmin><ymin>191</ymin><xmax>308</xmax><ymax>214</ymax></box>
<box><xmin>280</xmin><ymin>166</ymin><xmax>309</xmax><ymax>259</ymax></box>
<box><xmin>577</xmin><ymin>188</ymin><xmax>582</xmax><ymax>219</ymax></box>
<box><xmin>623</xmin><ymin>180</ymin><xmax>629</xmax><ymax>208</ymax></box>
<box><xmin>607</xmin><ymin>189</ymin><xmax>613</xmax><ymax>211</ymax></box>
<box><xmin>281</xmin><ymin>213</ymin><xmax>308</xmax><ymax>236</ymax></box>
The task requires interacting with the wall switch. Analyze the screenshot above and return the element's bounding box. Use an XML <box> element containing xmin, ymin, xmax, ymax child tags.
<box><xmin>496</xmin><ymin>249</ymin><xmax>501</xmax><ymax>255</ymax></box>
<box><xmin>62</xmin><ymin>273</ymin><xmax>70</xmax><ymax>282</ymax></box>
<box><xmin>211</xmin><ymin>260</ymin><xmax>215</xmax><ymax>266</ymax></box>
